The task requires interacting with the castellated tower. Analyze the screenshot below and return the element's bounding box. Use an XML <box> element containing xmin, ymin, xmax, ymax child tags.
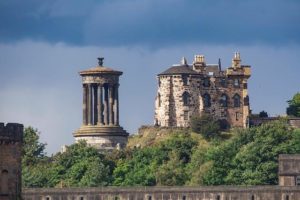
<box><xmin>155</xmin><ymin>53</ymin><xmax>251</xmax><ymax>128</ymax></box>
<box><xmin>74</xmin><ymin>58</ymin><xmax>128</xmax><ymax>150</ymax></box>
<box><xmin>0</xmin><ymin>122</ymin><xmax>23</xmax><ymax>200</ymax></box>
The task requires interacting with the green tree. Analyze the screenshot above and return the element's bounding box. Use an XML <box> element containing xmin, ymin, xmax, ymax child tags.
<box><xmin>203</xmin><ymin>120</ymin><xmax>300</xmax><ymax>186</ymax></box>
<box><xmin>22</xmin><ymin>127</ymin><xmax>51</xmax><ymax>187</ymax></box>
<box><xmin>51</xmin><ymin>140</ymin><xmax>112</xmax><ymax>187</ymax></box>
<box><xmin>22</xmin><ymin>127</ymin><xmax>47</xmax><ymax>166</ymax></box>
<box><xmin>190</xmin><ymin>114</ymin><xmax>221</xmax><ymax>139</ymax></box>
<box><xmin>287</xmin><ymin>92</ymin><xmax>300</xmax><ymax>117</ymax></box>
<box><xmin>259</xmin><ymin>110</ymin><xmax>268</xmax><ymax>118</ymax></box>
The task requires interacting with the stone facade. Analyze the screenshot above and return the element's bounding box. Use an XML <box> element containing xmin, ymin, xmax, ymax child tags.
<box><xmin>74</xmin><ymin>58</ymin><xmax>128</xmax><ymax>150</ymax></box>
<box><xmin>155</xmin><ymin>53</ymin><xmax>251</xmax><ymax>128</ymax></box>
<box><xmin>23</xmin><ymin>186</ymin><xmax>300</xmax><ymax>200</ymax></box>
<box><xmin>279</xmin><ymin>154</ymin><xmax>300</xmax><ymax>186</ymax></box>
<box><xmin>0</xmin><ymin>122</ymin><xmax>23</xmax><ymax>200</ymax></box>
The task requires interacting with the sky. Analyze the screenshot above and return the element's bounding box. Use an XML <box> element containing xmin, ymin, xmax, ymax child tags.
<box><xmin>0</xmin><ymin>0</ymin><xmax>299</xmax><ymax>154</ymax></box>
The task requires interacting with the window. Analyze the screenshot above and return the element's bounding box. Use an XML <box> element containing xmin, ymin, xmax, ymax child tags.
<box><xmin>203</xmin><ymin>93</ymin><xmax>211</xmax><ymax>108</ymax></box>
<box><xmin>220</xmin><ymin>94</ymin><xmax>228</xmax><ymax>107</ymax></box>
<box><xmin>203</xmin><ymin>78</ymin><xmax>210</xmax><ymax>87</ymax></box>
<box><xmin>183</xmin><ymin>92</ymin><xmax>190</xmax><ymax>106</ymax></box>
<box><xmin>114</xmin><ymin>196</ymin><xmax>120</xmax><ymax>200</ymax></box>
<box><xmin>45</xmin><ymin>196</ymin><xmax>51</xmax><ymax>200</ymax></box>
<box><xmin>157</xmin><ymin>93</ymin><xmax>161</xmax><ymax>107</ymax></box>
<box><xmin>147</xmin><ymin>195</ymin><xmax>152</xmax><ymax>200</ymax></box>
<box><xmin>182</xmin><ymin>195</ymin><xmax>186</xmax><ymax>200</ymax></box>
<box><xmin>184</xmin><ymin>111</ymin><xmax>189</xmax><ymax>120</ymax></box>
<box><xmin>79</xmin><ymin>197</ymin><xmax>84</xmax><ymax>200</ymax></box>
<box><xmin>296</xmin><ymin>176</ymin><xmax>300</xmax><ymax>185</ymax></box>
<box><xmin>220</xmin><ymin>78</ymin><xmax>227</xmax><ymax>87</ymax></box>
<box><xmin>233</xmin><ymin>94</ymin><xmax>241</xmax><ymax>107</ymax></box>
<box><xmin>182</xmin><ymin>75</ymin><xmax>188</xmax><ymax>86</ymax></box>
<box><xmin>216</xmin><ymin>195</ymin><xmax>220</xmax><ymax>200</ymax></box>
<box><xmin>234</xmin><ymin>79</ymin><xmax>239</xmax><ymax>87</ymax></box>
<box><xmin>251</xmin><ymin>195</ymin><xmax>255</xmax><ymax>200</ymax></box>
<box><xmin>235</xmin><ymin>112</ymin><xmax>239</xmax><ymax>121</ymax></box>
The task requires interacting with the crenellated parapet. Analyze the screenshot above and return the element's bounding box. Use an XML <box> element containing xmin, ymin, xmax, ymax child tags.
<box><xmin>0</xmin><ymin>122</ymin><xmax>23</xmax><ymax>143</ymax></box>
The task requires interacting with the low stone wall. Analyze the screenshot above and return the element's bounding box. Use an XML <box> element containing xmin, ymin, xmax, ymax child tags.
<box><xmin>23</xmin><ymin>186</ymin><xmax>300</xmax><ymax>200</ymax></box>
<box><xmin>250</xmin><ymin>117</ymin><xmax>300</xmax><ymax>128</ymax></box>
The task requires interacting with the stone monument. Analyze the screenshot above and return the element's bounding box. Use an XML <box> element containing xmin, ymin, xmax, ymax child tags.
<box><xmin>73</xmin><ymin>57</ymin><xmax>128</xmax><ymax>150</ymax></box>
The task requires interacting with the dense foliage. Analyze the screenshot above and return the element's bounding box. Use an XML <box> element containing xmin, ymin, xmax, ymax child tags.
<box><xmin>190</xmin><ymin>114</ymin><xmax>221</xmax><ymax>139</ymax></box>
<box><xmin>23</xmin><ymin>120</ymin><xmax>300</xmax><ymax>187</ymax></box>
<box><xmin>287</xmin><ymin>92</ymin><xmax>300</xmax><ymax>117</ymax></box>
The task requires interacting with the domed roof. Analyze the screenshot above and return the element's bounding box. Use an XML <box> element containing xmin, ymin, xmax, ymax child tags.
<box><xmin>79</xmin><ymin>57</ymin><xmax>123</xmax><ymax>76</ymax></box>
<box><xmin>79</xmin><ymin>66</ymin><xmax>122</xmax><ymax>75</ymax></box>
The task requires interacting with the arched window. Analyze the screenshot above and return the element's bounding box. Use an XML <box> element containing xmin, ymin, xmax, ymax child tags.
<box><xmin>233</xmin><ymin>94</ymin><xmax>241</xmax><ymax>107</ymax></box>
<box><xmin>1</xmin><ymin>170</ymin><xmax>8</xmax><ymax>194</ymax></box>
<box><xmin>251</xmin><ymin>195</ymin><xmax>255</xmax><ymax>200</ymax></box>
<box><xmin>203</xmin><ymin>93</ymin><xmax>211</xmax><ymax>108</ymax></box>
<box><xmin>183</xmin><ymin>92</ymin><xmax>190</xmax><ymax>106</ymax></box>
<box><xmin>220</xmin><ymin>94</ymin><xmax>228</xmax><ymax>107</ymax></box>
<box><xmin>216</xmin><ymin>195</ymin><xmax>220</xmax><ymax>200</ymax></box>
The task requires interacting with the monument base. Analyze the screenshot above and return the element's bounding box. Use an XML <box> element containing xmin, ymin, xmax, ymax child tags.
<box><xmin>73</xmin><ymin>125</ymin><xmax>128</xmax><ymax>150</ymax></box>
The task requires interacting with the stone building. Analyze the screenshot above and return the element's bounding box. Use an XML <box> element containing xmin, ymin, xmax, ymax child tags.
<box><xmin>74</xmin><ymin>58</ymin><xmax>128</xmax><ymax>150</ymax></box>
<box><xmin>155</xmin><ymin>53</ymin><xmax>251</xmax><ymax>128</ymax></box>
<box><xmin>0</xmin><ymin>122</ymin><xmax>23</xmax><ymax>200</ymax></box>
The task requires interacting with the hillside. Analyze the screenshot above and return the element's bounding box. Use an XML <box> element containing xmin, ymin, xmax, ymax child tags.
<box><xmin>127</xmin><ymin>126</ymin><xmax>210</xmax><ymax>149</ymax></box>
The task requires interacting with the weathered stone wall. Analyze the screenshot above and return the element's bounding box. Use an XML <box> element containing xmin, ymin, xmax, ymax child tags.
<box><xmin>279</xmin><ymin>154</ymin><xmax>300</xmax><ymax>186</ymax></box>
<box><xmin>0</xmin><ymin>122</ymin><xmax>23</xmax><ymax>200</ymax></box>
<box><xmin>23</xmin><ymin>186</ymin><xmax>300</xmax><ymax>200</ymax></box>
<box><xmin>155</xmin><ymin>53</ymin><xmax>251</xmax><ymax>128</ymax></box>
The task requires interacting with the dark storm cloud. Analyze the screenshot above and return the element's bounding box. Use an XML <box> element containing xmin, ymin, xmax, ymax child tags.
<box><xmin>0</xmin><ymin>0</ymin><xmax>299</xmax><ymax>47</ymax></box>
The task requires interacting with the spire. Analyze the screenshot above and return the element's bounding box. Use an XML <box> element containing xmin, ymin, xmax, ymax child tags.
<box><xmin>181</xmin><ymin>57</ymin><xmax>187</xmax><ymax>65</ymax></box>
<box><xmin>98</xmin><ymin>57</ymin><xmax>104</xmax><ymax>67</ymax></box>
<box><xmin>218</xmin><ymin>58</ymin><xmax>222</xmax><ymax>71</ymax></box>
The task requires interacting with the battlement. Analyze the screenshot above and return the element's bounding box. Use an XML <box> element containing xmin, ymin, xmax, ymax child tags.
<box><xmin>0</xmin><ymin>122</ymin><xmax>23</xmax><ymax>143</ymax></box>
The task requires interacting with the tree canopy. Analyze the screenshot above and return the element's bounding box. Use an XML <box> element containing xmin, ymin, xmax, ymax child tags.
<box><xmin>287</xmin><ymin>92</ymin><xmax>300</xmax><ymax>117</ymax></box>
<box><xmin>22</xmin><ymin>121</ymin><xmax>300</xmax><ymax>187</ymax></box>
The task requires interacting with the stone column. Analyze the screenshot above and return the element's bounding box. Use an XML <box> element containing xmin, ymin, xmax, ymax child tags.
<box><xmin>82</xmin><ymin>84</ymin><xmax>87</xmax><ymax>125</ymax></box>
<box><xmin>114</xmin><ymin>84</ymin><xmax>119</xmax><ymax>126</ymax></box>
<box><xmin>103</xmin><ymin>85</ymin><xmax>108</xmax><ymax>125</ymax></box>
<box><xmin>88</xmin><ymin>84</ymin><xmax>93</xmax><ymax>125</ymax></box>
<box><xmin>109</xmin><ymin>85</ymin><xmax>114</xmax><ymax>125</ymax></box>
<box><xmin>97</xmin><ymin>84</ymin><xmax>104</xmax><ymax>125</ymax></box>
<box><xmin>93</xmin><ymin>84</ymin><xmax>98</xmax><ymax>125</ymax></box>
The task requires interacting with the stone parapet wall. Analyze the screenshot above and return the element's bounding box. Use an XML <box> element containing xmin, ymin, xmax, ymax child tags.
<box><xmin>23</xmin><ymin>186</ymin><xmax>300</xmax><ymax>200</ymax></box>
<box><xmin>0</xmin><ymin>122</ymin><xmax>23</xmax><ymax>200</ymax></box>
<box><xmin>0</xmin><ymin>122</ymin><xmax>23</xmax><ymax>142</ymax></box>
